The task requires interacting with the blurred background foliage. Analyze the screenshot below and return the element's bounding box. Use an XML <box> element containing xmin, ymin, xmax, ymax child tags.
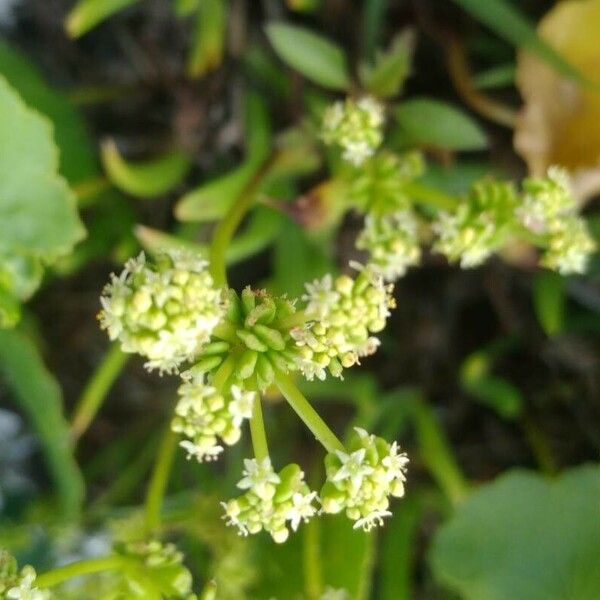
<box><xmin>0</xmin><ymin>0</ymin><xmax>599</xmax><ymax>598</ymax></box>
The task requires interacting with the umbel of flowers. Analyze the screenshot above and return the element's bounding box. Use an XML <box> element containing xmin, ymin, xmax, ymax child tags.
<box><xmin>99</xmin><ymin>250</ymin><xmax>408</xmax><ymax>542</ymax></box>
<box><xmin>318</xmin><ymin>96</ymin><xmax>596</xmax><ymax>280</ymax></box>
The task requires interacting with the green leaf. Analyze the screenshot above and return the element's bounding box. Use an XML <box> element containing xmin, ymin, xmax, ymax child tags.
<box><xmin>65</xmin><ymin>0</ymin><xmax>141</xmax><ymax>38</ymax></box>
<box><xmin>0</xmin><ymin>328</ymin><xmax>85</xmax><ymax>518</ymax></box>
<box><xmin>265</xmin><ymin>22</ymin><xmax>350</xmax><ymax>90</ymax></box>
<box><xmin>0</xmin><ymin>287</ymin><xmax>20</xmax><ymax>329</ymax></box>
<box><xmin>0</xmin><ymin>39</ymin><xmax>97</xmax><ymax>186</ymax></box>
<box><xmin>532</xmin><ymin>270</ymin><xmax>565</xmax><ymax>336</ymax></box>
<box><xmin>0</xmin><ymin>76</ymin><xmax>85</xmax><ymax>261</ymax></box>
<box><xmin>175</xmin><ymin>91</ymin><xmax>271</xmax><ymax>222</ymax></box>
<box><xmin>430</xmin><ymin>464</ymin><xmax>600</xmax><ymax>599</ymax></box>
<box><xmin>473</xmin><ymin>63</ymin><xmax>516</xmax><ymax>89</ymax></box>
<box><xmin>394</xmin><ymin>98</ymin><xmax>487</xmax><ymax>151</ymax></box>
<box><xmin>449</xmin><ymin>0</ymin><xmax>585</xmax><ymax>83</ymax></box>
<box><xmin>359</xmin><ymin>32</ymin><xmax>412</xmax><ymax>98</ymax></box>
<box><xmin>100</xmin><ymin>139</ymin><xmax>191</xmax><ymax>198</ymax></box>
<box><xmin>187</xmin><ymin>0</ymin><xmax>226</xmax><ymax>78</ymax></box>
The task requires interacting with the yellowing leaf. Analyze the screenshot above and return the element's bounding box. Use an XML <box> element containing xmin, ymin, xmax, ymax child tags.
<box><xmin>515</xmin><ymin>0</ymin><xmax>600</xmax><ymax>197</ymax></box>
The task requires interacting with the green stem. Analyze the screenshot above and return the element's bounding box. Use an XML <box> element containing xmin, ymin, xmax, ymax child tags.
<box><xmin>144</xmin><ymin>426</ymin><xmax>179</xmax><ymax>533</ymax></box>
<box><xmin>521</xmin><ymin>416</ymin><xmax>558</xmax><ymax>476</ymax></box>
<box><xmin>209</xmin><ymin>156</ymin><xmax>274</xmax><ymax>287</ymax></box>
<box><xmin>274</xmin><ymin>371</ymin><xmax>345</xmax><ymax>454</ymax></box>
<box><xmin>211</xmin><ymin>354</ymin><xmax>236</xmax><ymax>392</ymax></box>
<box><xmin>36</xmin><ymin>555</ymin><xmax>130</xmax><ymax>589</ymax></box>
<box><xmin>71</xmin><ymin>345</ymin><xmax>128</xmax><ymax>442</ymax></box>
<box><xmin>404</xmin><ymin>181</ymin><xmax>458</xmax><ymax>212</ymax></box>
<box><xmin>411</xmin><ymin>398</ymin><xmax>469</xmax><ymax>506</ymax></box>
<box><xmin>249</xmin><ymin>394</ymin><xmax>269</xmax><ymax>462</ymax></box>
<box><xmin>303</xmin><ymin>518</ymin><xmax>322</xmax><ymax>600</ymax></box>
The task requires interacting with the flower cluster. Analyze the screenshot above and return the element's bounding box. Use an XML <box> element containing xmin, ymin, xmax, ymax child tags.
<box><xmin>356</xmin><ymin>210</ymin><xmax>422</xmax><ymax>280</ymax></box>
<box><xmin>0</xmin><ymin>551</ymin><xmax>51</xmax><ymax>600</ymax></box>
<box><xmin>116</xmin><ymin>540</ymin><xmax>196</xmax><ymax>599</ymax></box>
<box><xmin>222</xmin><ymin>459</ymin><xmax>318</xmax><ymax>543</ymax></box>
<box><xmin>433</xmin><ymin>179</ymin><xmax>518</xmax><ymax>268</ymax></box>
<box><xmin>293</xmin><ymin>268</ymin><xmax>395</xmax><ymax>380</ymax></box>
<box><xmin>321</xmin><ymin>97</ymin><xmax>385</xmax><ymax>166</ymax></box>
<box><xmin>431</xmin><ymin>169</ymin><xmax>596</xmax><ymax>274</ymax></box>
<box><xmin>172</xmin><ymin>379</ymin><xmax>255</xmax><ymax>462</ymax></box>
<box><xmin>99</xmin><ymin>251</ymin><xmax>225</xmax><ymax>373</ymax></box>
<box><xmin>520</xmin><ymin>168</ymin><xmax>596</xmax><ymax>274</ymax></box>
<box><xmin>320</xmin><ymin>428</ymin><xmax>409</xmax><ymax>531</ymax></box>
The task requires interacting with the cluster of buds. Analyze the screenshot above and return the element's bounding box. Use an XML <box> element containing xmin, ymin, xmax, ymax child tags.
<box><xmin>99</xmin><ymin>252</ymin><xmax>225</xmax><ymax>373</ymax></box>
<box><xmin>346</xmin><ymin>150</ymin><xmax>424</xmax><ymax>213</ymax></box>
<box><xmin>116</xmin><ymin>540</ymin><xmax>196</xmax><ymax>599</ymax></box>
<box><xmin>320</xmin><ymin>428</ymin><xmax>409</xmax><ymax>531</ymax></box>
<box><xmin>356</xmin><ymin>210</ymin><xmax>422</xmax><ymax>280</ymax></box>
<box><xmin>321</xmin><ymin>97</ymin><xmax>385</xmax><ymax>166</ymax></box>
<box><xmin>519</xmin><ymin>168</ymin><xmax>596</xmax><ymax>274</ymax></box>
<box><xmin>222</xmin><ymin>459</ymin><xmax>318</xmax><ymax>543</ymax></box>
<box><xmin>0</xmin><ymin>551</ymin><xmax>50</xmax><ymax>600</ymax></box>
<box><xmin>172</xmin><ymin>379</ymin><xmax>255</xmax><ymax>462</ymax></box>
<box><xmin>185</xmin><ymin>287</ymin><xmax>300</xmax><ymax>391</ymax></box>
<box><xmin>433</xmin><ymin>180</ymin><xmax>518</xmax><ymax>268</ymax></box>
<box><xmin>293</xmin><ymin>268</ymin><xmax>395</xmax><ymax>380</ymax></box>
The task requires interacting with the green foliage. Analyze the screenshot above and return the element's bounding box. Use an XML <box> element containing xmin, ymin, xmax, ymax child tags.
<box><xmin>359</xmin><ymin>33</ymin><xmax>412</xmax><ymax>98</ymax></box>
<box><xmin>449</xmin><ymin>0</ymin><xmax>586</xmax><ymax>84</ymax></box>
<box><xmin>0</xmin><ymin>328</ymin><xmax>85</xmax><ymax>519</ymax></box>
<box><xmin>0</xmin><ymin>40</ymin><xmax>97</xmax><ymax>186</ymax></box>
<box><xmin>430</xmin><ymin>464</ymin><xmax>600</xmax><ymax>599</ymax></box>
<box><xmin>188</xmin><ymin>0</ymin><xmax>226</xmax><ymax>78</ymax></box>
<box><xmin>265</xmin><ymin>23</ymin><xmax>351</xmax><ymax>90</ymax></box>
<box><xmin>393</xmin><ymin>98</ymin><xmax>487</xmax><ymax>151</ymax></box>
<box><xmin>532</xmin><ymin>270</ymin><xmax>565</xmax><ymax>336</ymax></box>
<box><xmin>101</xmin><ymin>140</ymin><xmax>191</xmax><ymax>199</ymax></box>
<box><xmin>0</xmin><ymin>76</ymin><xmax>85</xmax><ymax>327</ymax></box>
<box><xmin>65</xmin><ymin>0</ymin><xmax>141</xmax><ymax>38</ymax></box>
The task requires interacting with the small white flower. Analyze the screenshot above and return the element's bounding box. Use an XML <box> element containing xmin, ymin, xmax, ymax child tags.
<box><xmin>237</xmin><ymin>458</ymin><xmax>280</xmax><ymax>491</ymax></box>
<box><xmin>6</xmin><ymin>566</ymin><xmax>50</xmax><ymax>600</ymax></box>
<box><xmin>333</xmin><ymin>448</ymin><xmax>374</xmax><ymax>490</ymax></box>
<box><xmin>288</xmin><ymin>491</ymin><xmax>318</xmax><ymax>531</ymax></box>
<box><xmin>353</xmin><ymin>509</ymin><xmax>392</xmax><ymax>532</ymax></box>
<box><xmin>381</xmin><ymin>441</ymin><xmax>409</xmax><ymax>481</ymax></box>
<box><xmin>179</xmin><ymin>440</ymin><xmax>223</xmax><ymax>462</ymax></box>
<box><xmin>228</xmin><ymin>386</ymin><xmax>255</xmax><ymax>425</ymax></box>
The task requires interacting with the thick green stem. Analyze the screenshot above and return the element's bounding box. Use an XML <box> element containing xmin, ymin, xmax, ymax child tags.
<box><xmin>209</xmin><ymin>157</ymin><xmax>273</xmax><ymax>287</ymax></box>
<box><xmin>404</xmin><ymin>181</ymin><xmax>458</xmax><ymax>212</ymax></box>
<box><xmin>250</xmin><ymin>394</ymin><xmax>269</xmax><ymax>462</ymax></box>
<box><xmin>144</xmin><ymin>426</ymin><xmax>179</xmax><ymax>533</ymax></box>
<box><xmin>275</xmin><ymin>371</ymin><xmax>345</xmax><ymax>454</ymax></box>
<box><xmin>71</xmin><ymin>345</ymin><xmax>128</xmax><ymax>442</ymax></box>
<box><xmin>36</xmin><ymin>555</ymin><xmax>130</xmax><ymax>589</ymax></box>
<box><xmin>411</xmin><ymin>398</ymin><xmax>469</xmax><ymax>506</ymax></box>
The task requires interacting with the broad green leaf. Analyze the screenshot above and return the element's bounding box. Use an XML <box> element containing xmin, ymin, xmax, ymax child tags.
<box><xmin>394</xmin><ymin>98</ymin><xmax>487</xmax><ymax>151</ymax></box>
<box><xmin>265</xmin><ymin>23</ymin><xmax>350</xmax><ymax>90</ymax></box>
<box><xmin>430</xmin><ymin>464</ymin><xmax>600</xmax><ymax>599</ymax></box>
<box><xmin>0</xmin><ymin>328</ymin><xmax>85</xmax><ymax>518</ymax></box>
<box><xmin>188</xmin><ymin>0</ymin><xmax>226</xmax><ymax>78</ymax></box>
<box><xmin>0</xmin><ymin>287</ymin><xmax>20</xmax><ymax>328</ymax></box>
<box><xmin>532</xmin><ymin>270</ymin><xmax>565</xmax><ymax>336</ymax></box>
<box><xmin>359</xmin><ymin>32</ymin><xmax>412</xmax><ymax>98</ymax></box>
<box><xmin>101</xmin><ymin>139</ymin><xmax>191</xmax><ymax>198</ymax></box>
<box><xmin>0</xmin><ymin>76</ymin><xmax>85</xmax><ymax>261</ymax></box>
<box><xmin>449</xmin><ymin>0</ymin><xmax>585</xmax><ymax>83</ymax></box>
<box><xmin>0</xmin><ymin>40</ymin><xmax>96</xmax><ymax>186</ymax></box>
<box><xmin>65</xmin><ymin>0</ymin><xmax>141</xmax><ymax>38</ymax></box>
